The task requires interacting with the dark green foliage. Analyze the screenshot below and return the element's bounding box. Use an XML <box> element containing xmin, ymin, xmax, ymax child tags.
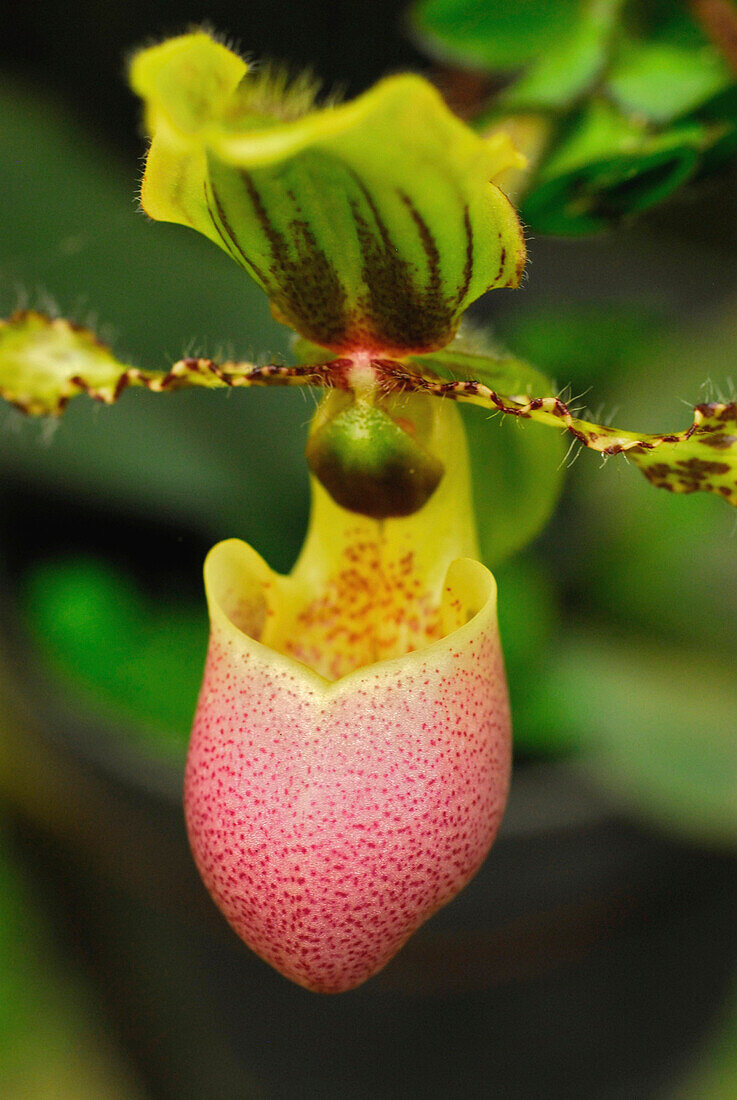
<box><xmin>412</xmin><ymin>0</ymin><xmax>737</xmax><ymax>233</ymax></box>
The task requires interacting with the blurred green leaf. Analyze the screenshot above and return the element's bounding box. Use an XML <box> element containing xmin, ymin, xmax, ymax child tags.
<box><xmin>500</xmin><ymin>0</ymin><xmax>622</xmax><ymax>111</ymax></box>
<box><xmin>522</xmin><ymin>98</ymin><xmax>705</xmax><ymax>234</ymax></box>
<box><xmin>606</xmin><ymin>36</ymin><xmax>733</xmax><ymax>124</ymax></box>
<box><xmin>575</xmin><ymin>469</ymin><xmax>737</xmax><ymax>651</ymax></box>
<box><xmin>536</xmin><ymin>632</ymin><xmax>737</xmax><ymax>846</ymax></box>
<box><xmin>497</xmin><ymin>302</ymin><xmax>663</xmax><ymax>385</ymax></box>
<box><xmin>22</xmin><ymin>558</ymin><xmax>207</xmax><ymax>755</ymax></box>
<box><xmin>462</xmin><ymin>405</ymin><xmax>567</xmax><ymax>566</ymax></box>
<box><xmin>559</xmin><ymin>305</ymin><xmax>737</xmax><ymax>658</ymax></box>
<box><xmin>410</xmin><ymin>0</ymin><xmax>584</xmax><ymax>72</ymax></box>
<box><xmin>0</xmin><ymin>78</ymin><xmax>285</xmax><ymax>365</ymax></box>
<box><xmin>412</xmin><ymin>1</ymin><xmax>737</xmax><ymax>234</ymax></box>
<box><xmin>493</xmin><ymin>555</ymin><xmax>563</xmax><ymax>754</ymax></box>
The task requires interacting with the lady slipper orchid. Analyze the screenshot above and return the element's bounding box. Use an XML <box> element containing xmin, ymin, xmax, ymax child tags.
<box><xmin>2</xmin><ymin>27</ymin><xmax>737</xmax><ymax>999</ymax></box>
<box><xmin>185</xmin><ymin>395</ymin><xmax>511</xmax><ymax>992</ymax></box>
<box><xmin>129</xmin><ymin>32</ymin><xmax>520</xmax><ymax>989</ymax></box>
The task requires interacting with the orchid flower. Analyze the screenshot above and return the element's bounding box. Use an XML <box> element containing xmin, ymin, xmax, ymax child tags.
<box><xmin>186</xmin><ymin>394</ymin><xmax>510</xmax><ymax>992</ymax></box>
<box><xmin>1</xmin><ymin>31</ymin><xmax>737</xmax><ymax>992</ymax></box>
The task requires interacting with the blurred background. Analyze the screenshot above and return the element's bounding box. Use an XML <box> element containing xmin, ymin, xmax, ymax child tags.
<box><xmin>1</xmin><ymin>1</ymin><xmax>737</xmax><ymax>1097</ymax></box>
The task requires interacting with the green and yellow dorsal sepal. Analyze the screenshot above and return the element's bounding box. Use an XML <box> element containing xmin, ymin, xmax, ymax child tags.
<box><xmin>130</xmin><ymin>32</ymin><xmax>526</xmax><ymax>356</ymax></box>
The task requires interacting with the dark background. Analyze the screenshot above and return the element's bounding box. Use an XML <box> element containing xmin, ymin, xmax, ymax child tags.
<box><xmin>0</xmin><ymin>0</ymin><xmax>426</xmax><ymax>158</ymax></box>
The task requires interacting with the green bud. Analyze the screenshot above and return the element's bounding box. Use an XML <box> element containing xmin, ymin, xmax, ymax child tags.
<box><xmin>305</xmin><ymin>391</ymin><xmax>445</xmax><ymax>519</ymax></box>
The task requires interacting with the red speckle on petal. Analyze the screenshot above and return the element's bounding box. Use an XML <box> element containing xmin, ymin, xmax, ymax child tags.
<box><xmin>184</xmin><ymin>612</ymin><xmax>510</xmax><ymax>993</ymax></box>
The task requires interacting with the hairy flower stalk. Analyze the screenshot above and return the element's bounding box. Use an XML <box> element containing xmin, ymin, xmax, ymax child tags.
<box><xmin>185</xmin><ymin>391</ymin><xmax>511</xmax><ymax>992</ymax></box>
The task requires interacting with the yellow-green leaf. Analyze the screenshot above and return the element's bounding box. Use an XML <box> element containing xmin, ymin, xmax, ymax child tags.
<box><xmin>521</xmin><ymin>98</ymin><xmax>705</xmax><ymax>235</ymax></box>
<box><xmin>130</xmin><ymin>32</ymin><xmax>526</xmax><ymax>355</ymax></box>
